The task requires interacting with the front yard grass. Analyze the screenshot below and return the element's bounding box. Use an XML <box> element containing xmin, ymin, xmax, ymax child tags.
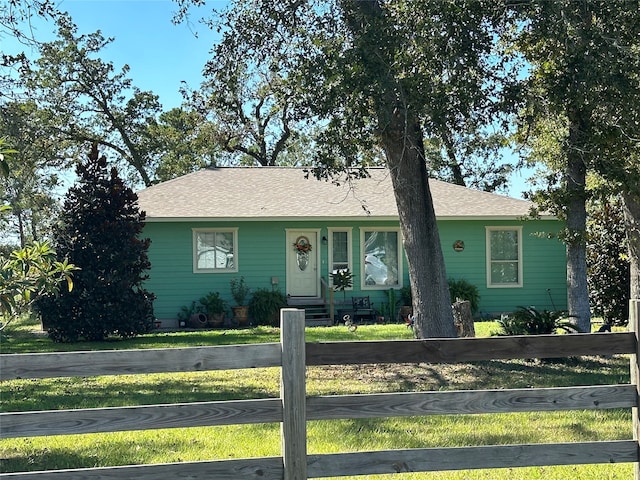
<box><xmin>0</xmin><ymin>316</ymin><xmax>633</xmax><ymax>478</ymax></box>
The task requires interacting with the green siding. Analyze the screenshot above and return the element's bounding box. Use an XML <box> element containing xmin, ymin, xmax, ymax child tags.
<box><xmin>439</xmin><ymin>220</ymin><xmax>567</xmax><ymax>317</ymax></box>
<box><xmin>143</xmin><ymin>218</ymin><xmax>567</xmax><ymax>322</ymax></box>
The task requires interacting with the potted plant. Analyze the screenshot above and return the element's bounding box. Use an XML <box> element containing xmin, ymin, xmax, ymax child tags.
<box><xmin>230</xmin><ymin>277</ymin><xmax>251</xmax><ymax>326</ymax></box>
<box><xmin>249</xmin><ymin>288</ymin><xmax>287</xmax><ymax>326</ymax></box>
<box><xmin>177</xmin><ymin>301</ymin><xmax>207</xmax><ymax>329</ymax></box>
<box><xmin>199</xmin><ymin>291</ymin><xmax>228</xmax><ymax>327</ymax></box>
<box><xmin>331</xmin><ymin>268</ymin><xmax>353</xmax><ymax>302</ymax></box>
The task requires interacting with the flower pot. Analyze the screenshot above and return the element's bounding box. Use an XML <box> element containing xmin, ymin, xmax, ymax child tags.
<box><xmin>188</xmin><ymin>313</ymin><xmax>208</xmax><ymax>328</ymax></box>
<box><xmin>399</xmin><ymin>305</ymin><xmax>413</xmax><ymax>324</ymax></box>
<box><xmin>208</xmin><ymin>313</ymin><xmax>225</xmax><ymax>328</ymax></box>
<box><xmin>232</xmin><ymin>306</ymin><xmax>250</xmax><ymax>326</ymax></box>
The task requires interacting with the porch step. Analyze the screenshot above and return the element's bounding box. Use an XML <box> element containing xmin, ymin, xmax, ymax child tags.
<box><xmin>287</xmin><ymin>297</ymin><xmax>333</xmax><ymax>326</ymax></box>
<box><xmin>304</xmin><ymin>305</ymin><xmax>333</xmax><ymax>327</ymax></box>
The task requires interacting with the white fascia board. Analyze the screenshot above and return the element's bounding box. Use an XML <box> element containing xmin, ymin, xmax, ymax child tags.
<box><xmin>144</xmin><ymin>214</ymin><xmax>557</xmax><ymax>223</ymax></box>
<box><xmin>144</xmin><ymin>215</ymin><xmax>402</xmax><ymax>223</ymax></box>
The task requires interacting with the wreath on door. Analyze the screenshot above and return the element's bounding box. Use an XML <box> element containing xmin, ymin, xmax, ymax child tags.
<box><xmin>293</xmin><ymin>236</ymin><xmax>312</xmax><ymax>253</ymax></box>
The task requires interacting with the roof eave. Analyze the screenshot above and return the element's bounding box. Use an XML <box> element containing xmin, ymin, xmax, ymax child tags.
<box><xmin>143</xmin><ymin>214</ymin><xmax>557</xmax><ymax>223</ymax></box>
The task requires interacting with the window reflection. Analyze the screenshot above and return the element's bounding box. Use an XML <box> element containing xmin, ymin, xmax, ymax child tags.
<box><xmin>363</xmin><ymin>230</ymin><xmax>399</xmax><ymax>286</ymax></box>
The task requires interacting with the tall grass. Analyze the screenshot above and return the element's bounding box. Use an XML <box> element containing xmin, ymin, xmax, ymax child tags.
<box><xmin>0</xmin><ymin>317</ymin><xmax>633</xmax><ymax>478</ymax></box>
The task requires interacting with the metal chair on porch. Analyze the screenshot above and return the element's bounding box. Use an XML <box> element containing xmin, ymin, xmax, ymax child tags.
<box><xmin>351</xmin><ymin>296</ymin><xmax>377</xmax><ymax>324</ymax></box>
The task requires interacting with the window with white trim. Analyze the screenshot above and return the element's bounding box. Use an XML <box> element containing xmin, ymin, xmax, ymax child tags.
<box><xmin>486</xmin><ymin>226</ymin><xmax>522</xmax><ymax>287</ymax></box>
<box><xmin>193</xmin><ymin>228</ymin><xmax>238</xmax><ymax>273</ymax></box>
<box><xmin>361</xmin><ymin>228</ymin><xmax>401</xmax><ymax>289</ymax></box>
<box><xmin>328</xmin><ymin>228</ymin><xmax>352</xmax><ymax>288</ymax></box>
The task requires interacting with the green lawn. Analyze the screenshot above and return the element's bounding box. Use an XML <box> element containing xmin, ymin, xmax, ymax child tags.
<box><xmin>0</xmin><ymin>317</ymin><xmax>634</xmax><ymax>478</ymax></box>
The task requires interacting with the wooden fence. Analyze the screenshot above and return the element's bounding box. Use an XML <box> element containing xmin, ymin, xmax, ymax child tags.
<box><xmin>1</xmin><ymin>300</ymin><xmax>639</xmax><ymax>479</ymax></box>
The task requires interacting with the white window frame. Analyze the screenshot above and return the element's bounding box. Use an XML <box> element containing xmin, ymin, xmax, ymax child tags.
<box><xmin>360</xmin><ymin>227</ymin><xmax>403</xmax><ymax>290</ymax></box>
<box><xmin>328</xmin><ymin>228</ymin><xmax>353</xmax><ymax>289</ymax></box>
<box><xmin>192</xmin><ymin>228</ymin><xmax>239</xmax><ymax>273</ymax></box>
<box><xmin>485</xmin><ymin>226</ymin><xmax>523</xmax><ymax>288</ymax></box>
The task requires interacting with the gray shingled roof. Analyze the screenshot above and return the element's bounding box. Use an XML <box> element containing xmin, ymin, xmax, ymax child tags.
<box><xmin>137</xmin><ymin>167</ymin><xmax>536</xmax><ymax>221</ymax></box>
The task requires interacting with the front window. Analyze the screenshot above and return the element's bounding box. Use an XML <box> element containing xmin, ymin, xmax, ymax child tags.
<box><xmin>329</xmin><ymin>228</ymin><xmax>352</xmax><ymax>288</ymax></box>
<box><xmin>486</xmin><ymin>227</ymin><xmax>522</xmax><ymax>287</ymax></box>
<box><xmin>193</xmin><ymin>228</ymin><xmax>238</xmax><ymax>273</ymax></box>
<box><xmin>361</xmin><ymin>228</ymin><xmax>401</xmax><ymax>289</ymax></box>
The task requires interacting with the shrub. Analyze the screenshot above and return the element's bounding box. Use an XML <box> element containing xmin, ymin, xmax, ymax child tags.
<box><xmin>1</xmin><ymin>241</ymin><xmax>76</xmax><ymax>324</ymax></box>
<box><xmin>587</xmin><ymin>195</ymin><xmax>630</xmax><ymax>326</ymax></box>
<box><xmin>496</xmin><ymin>306</ymin><xmax>578</xmax><ymax>336</ymax></box>
<box><xmin>448</xmin><ymin>278</ymin><xmax>480</xmax><ymax>314</ymax></box>
<box><xmin>230</xmin><ymin>277</ymin><xmax>250</xmax><ymax>306</ymax></box>
<box><xmin>199</xmin><ymin>291</ymin><xmax>228</xmax><ymax>327</ymax></box>
<box><xmin>382</xmin><ymin>288</ymin><xmax>400</xmax><ymax>321</ymax></box>
<box><xmin>35</xmin><ymin>144</ymin><xmax>155</xmax><ymax>342</ymax></box>
<box><xmin>249</xmin><ymin>288</ymin><xmax>287</xmax><ymax>326</ymax></box>
<box><xmin>199</xmin><ymin>291</ymin><xmax>227</xmax><ymax>316</ymax></box>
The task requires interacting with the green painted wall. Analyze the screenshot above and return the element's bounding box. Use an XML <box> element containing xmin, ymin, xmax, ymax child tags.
<box><xmin>143</xmin><ymin>218</ymin><xmax>566</xmax><ymax>323</ymax></box>
<box><xmin>438</xmin><ymin>219</ymin><xmax>567</xmax><ymax>318</ymax></box>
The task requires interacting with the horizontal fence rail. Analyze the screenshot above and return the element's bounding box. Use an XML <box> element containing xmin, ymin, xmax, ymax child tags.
<box><xmin>307</xmin><ymin>441</ymin><xmax>640</xmax><ymax>478</ymax></box>
<box><xmin>306</xmin><ymin>332</ymin><xmax>636</xmax><ymax>365</ymax></box>
<box><xmin>2</xmin><ymin>333</ymin><xmax>633</xmax><ymax>380</ymax></box>
<box><xmin>4</xmin><ymin>384</ymin><xmax>635</xmax><ymax>439</ymax></box>
<box><xmin>0</xmin><ymin>343</ymin><xmax>283</xmax><ymax>379</ymax></box>
<box><xmin>1</xmin><ymin>302</ymin><xmax>639</xmax><ymax>479</ymax></box>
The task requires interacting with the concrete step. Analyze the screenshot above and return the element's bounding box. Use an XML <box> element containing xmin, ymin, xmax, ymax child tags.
<box><xmin>286</xmin><ymin>299</ymin><xmax>333</xmax><ymax>326</ymax></box>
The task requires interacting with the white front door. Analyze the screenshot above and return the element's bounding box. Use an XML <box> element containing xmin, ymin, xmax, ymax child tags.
<box><xmin>287</xmin><ymin>230</ymin><xmax>320</xmax><ymax>297</ymax></box>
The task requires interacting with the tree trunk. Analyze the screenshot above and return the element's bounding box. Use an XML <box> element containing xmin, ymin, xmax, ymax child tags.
<box><xmin>342</xmin><ymin>0</ymin><xmax>456</xmax><ymax>338</ymax></box>
<box><xmin>17</xmin><ymin>208</ymin><xmax>25</xmax><ymax>248</ymax></box>
<box><xmin>565</xmin><ymin>156</ymin><xmax>590</xmax><ymax>332</ymax></box>
<box><xmin>382</xmin><ymin>120</ymin><xmax>456</xmax><ymax>338</ymax></box>
<box><xmin>622</xmin><ymin>191</ymin><xmax>640</xmax><ymax>300</ymax></box>
<box><xmin>452</xmin><ymin>299</ymin><xmax>475</xmax><ymax>337</ymax></box>
<box><xmin>565</xmin><ymin>110</ymin><xmax>591</xmax><ymax>333</ymax></box>
<box><xmin>439</xmin><ymin>127</ymin><xmax>466</xmax><ymax>187</ymax></box>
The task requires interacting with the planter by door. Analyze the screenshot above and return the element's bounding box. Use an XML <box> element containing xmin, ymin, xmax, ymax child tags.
<box><xmin>233</xmin><ymin>306</ymin><xmax>250</xmax><ymax>326</ymax></box>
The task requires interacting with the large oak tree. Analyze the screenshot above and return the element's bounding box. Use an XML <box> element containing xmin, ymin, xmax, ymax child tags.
<box><xmin>176</xmin><ymin>0</ymin><xmax>516</xmax><ymax>337</ymax></box>
<box><xmin>0</xmin><ymin>100</ymin><xmax>68</xmax><ymax>246</ymax></box>
<box><xmin>24</xmin><ymin>14</ymin><xmax>162</xmax><ymax>187</ymax></box>
<box><xmin>513</xmin><ymin>0</ymin><xmax>640</xmax><ymax>325</ymax></box>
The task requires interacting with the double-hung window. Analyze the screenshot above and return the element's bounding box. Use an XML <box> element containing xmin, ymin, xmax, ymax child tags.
<box><xmin>361</xmin><ymin>228</ymin><xmax>402</xmax><ymax>289</ymax></box>
<box><xmin>486</xmin><ymin>226</ymin><xmax>522</xmax><ymax>287</ymax></box>
<box><xmin>193</xmin><ymin>228</ymin><xmax>238</xmax><ymax>273</ymax></box>
<box><xmin>328</xmin><ymin>228</ymin><xmax>352</xmax><ymax>288</ymax></box>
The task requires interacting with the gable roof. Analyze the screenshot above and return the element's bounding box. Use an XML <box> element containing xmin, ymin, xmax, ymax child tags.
<box><xmin>137</xmin><ymin>167</ymin><xmax>537</xmax><ymax>221</ymax></box>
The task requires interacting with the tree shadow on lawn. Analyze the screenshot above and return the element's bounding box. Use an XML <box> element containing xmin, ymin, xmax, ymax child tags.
<box><xmin>0</xmin><ymin>448</ymin><xmax>95</xmax><ymax>474</ymax></box>
<box><xmin>309</xmin><ymin>416</ymin><xmax>533</xmax><ymax>451</ymax></box>
<box><xmin>1</xmin><ymin>369</ymin><xmax>281</xmax><ymax>412</ymax></box>
<box><xmin>310</xmin><ymin>408</ymin><xmax>626</xmax><ymax>454</ymax></box>
<box><xmin>305</xmin><ymin>355</ymin><xmax>629</xmax><ymax>395</ymax></box>
<box><xmin>0</xmin><ymin>423</ymin><xmax>280</xmax><ymax>474</ymax></box>
<box><xmin>0</xmin><ymin>326</ymin><xmax>282</xmax><ymax>354</ymax></box>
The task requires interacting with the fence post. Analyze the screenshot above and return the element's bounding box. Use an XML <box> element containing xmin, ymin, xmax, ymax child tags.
<box><xmin>281</xmin><ymin>308</ymin><xmax>307</xmax><ymax>480</ymax></box>
<box><xmin>631</xmin><ymin>299</ymin><xmax>640</xmax><ymax>480</ymax></box>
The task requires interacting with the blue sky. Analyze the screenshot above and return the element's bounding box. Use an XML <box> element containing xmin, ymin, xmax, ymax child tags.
<box><xmin>16</xmin><ymin>0</ymin><xmax>223</xmax><ymax>109</ymax></box>
<box><xmin>7</xmin><ymin>0</ymin><xmax>534</xmax><ymax>197</ymax></box>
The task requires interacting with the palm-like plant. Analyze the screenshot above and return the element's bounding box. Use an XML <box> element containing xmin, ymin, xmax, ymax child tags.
<box><xmin>331</xmin><ymin>268</ymin><xmax>353</xmax><ymax>302</ymax></box>
<box><xmin>496</xmin><ymin>306</ymin><xmax>578</xmax><ymax>336</ymax></box>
